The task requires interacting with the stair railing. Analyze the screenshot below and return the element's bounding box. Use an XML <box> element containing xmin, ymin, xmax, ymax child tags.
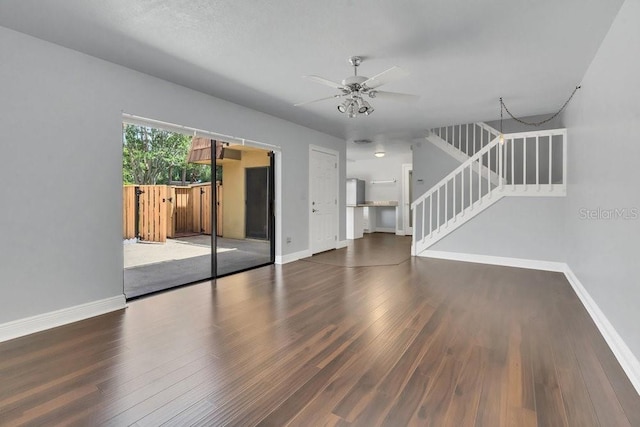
<box><xmin>431</xmin><ymin>122</ymin><xmax>500</xmax><ymax>157</ymax></box>
<box><xmin>412</xmin><ymin>128</ymin><xmax>567</xmax><ymax>255</ymax></box>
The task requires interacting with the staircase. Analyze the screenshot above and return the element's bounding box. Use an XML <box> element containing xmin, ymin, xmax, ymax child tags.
<box><xmin>428</xmin><ymin>122</ymin><xmax>502</xmax><ymax>185</ymax></box>
<box><xmin>411</xmin><ymin>122</ymin><xmax>567</xmax><ymax>256</ymax></box>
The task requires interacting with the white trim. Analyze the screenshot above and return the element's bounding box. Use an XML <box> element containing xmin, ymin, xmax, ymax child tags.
<box><xmin>427</xmin><ymin>134</ymin><xmax>471</xmax><ymax>163</ymax></box>
<box><xmin>415</xmin><ymin>249</ymin><xmax>640</xmax><ymax>396</ymax></box>
<box><xmin>498</xmin><ymin>185</ymin><xmax>566</xmax><ymax>197</ymax></box>
<box><xmin>121</xmin><ymin>112</ymin><xmax>283</xmax><ymax>268</ymax></box>
<box><xmin>275</xmin><ymin>249</ymin><xmax>312</xmax><ymax>265</ymax></box>
<box><xmin>425</xmin><ymin>134</ymin><xmax>500</xmax><ymax>186</ymax></box>
<box><xmin>0</xmin><ymin>295</ymin><xmax>127</xmax><ymax>343</ymax></box>
<box><xmin>476</xmin><ymin>121</ymin><xmax>502</xmax><ymax>135</ymax></box>
<box><xmin>276</xmin><ymin>242</ymin><xmax>347</xmax><ymax>264</ymax></box>
<box><xmin>308</xmin><ymin>145</ymin><xmax>340</xmax><ymax>255</ymax></box>
<box><xmin>418</xmin><ymin>250</ymin><xmax>566</xmax><ymax>272</ymax></box>
<box><xmin>122</xmin><ymin>112</ymin><xmax>281</xmax><ymax>151</ymax></box>
<box><xmin>402</xmin><ymin>163</ymin><xmax>413</xmax><ymax>235</ymax></box>
<box><xmin>415</xmin><ymin>193</ymin><xmax>505</xmax><ymax>253</ymax></box>
<box><xmin>374</xmin><ymin>227</ymin><xmax>397</xmax><ymax>234</ymax></box>
<box><xmin>504</xmin><ymin>128</ymin><xmax>568</xmax><ymax>139</ymax></box>
<box><xmin>274</xmin><ymin>151</ymin><xmax>283</xmax><ymax>262</ymax></box>
<box><xmin>564</xmin><ymin>267</ymin><xmax>640</xmax><ymax>396</ymax></box>
<box><xmin>396</xmin><ymin>230</ymin><xmax>406</xmax><ymax>236</ymax></box>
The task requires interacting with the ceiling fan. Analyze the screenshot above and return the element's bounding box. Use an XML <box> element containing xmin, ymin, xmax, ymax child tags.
<box><xmin>295</xmin><ymin>56</ymin><xmax>419</xmax><ymax>118</ymax></box>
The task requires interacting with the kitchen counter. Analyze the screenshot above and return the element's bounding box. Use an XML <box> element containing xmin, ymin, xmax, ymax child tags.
<box><xmin>347</xmin><ymin>202</ymin><xmax>399</xmax><ymax>239</ymax></box>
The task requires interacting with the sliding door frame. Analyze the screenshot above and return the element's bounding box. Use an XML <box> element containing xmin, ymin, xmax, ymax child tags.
<box><xmin>122</xmin><ymin>113</ymin><xmax>280</xmax><ymax>296</ymax></box>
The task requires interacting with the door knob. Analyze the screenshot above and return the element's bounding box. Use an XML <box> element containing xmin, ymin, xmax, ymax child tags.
<box><xmin>312</xmin><ymin>209</ymin><xmax>317</xmax><ymax>213</ymax></box>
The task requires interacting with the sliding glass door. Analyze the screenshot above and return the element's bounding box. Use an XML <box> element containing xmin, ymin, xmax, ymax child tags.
<box><xmin>122</xmin><ymin>119</ymin><xmax>275</xmax><ymax>298</ymax></box>
<box><xmin>122</xmin><ymin>124</ymin><xmax>212</xmax><ymax>298</ymax></box>
<box><xmin>215</xmin><ymin>147</ymin><xmax>275</xmax><ymax>277</ymax></box>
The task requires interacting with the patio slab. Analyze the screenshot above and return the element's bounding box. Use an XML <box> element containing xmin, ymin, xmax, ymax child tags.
<box><xmin>123</xmin><ymin>236</ymin><xmax>233</xmax><ymax>269</ymax></box>
<box><xmin>123</xmin><ymin>235</ymin><xmax>271</xmax><ymax>298</ymax></box>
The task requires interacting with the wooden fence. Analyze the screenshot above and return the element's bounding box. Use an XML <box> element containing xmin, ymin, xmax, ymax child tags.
<box><xmin>123</xmin><ymin>186</ymin><xmax>137</xmax><ymax>240</ymax></box>
<box><xmin>123</xmin><ymin>183</ymin><xmax>222</xmax><ymax>242</ymax></box>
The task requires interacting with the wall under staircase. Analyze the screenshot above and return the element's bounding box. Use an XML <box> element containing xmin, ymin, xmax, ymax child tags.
<box><xmin>411</xmin><ymin>122</ymin><xmax>567</xmax><ymax>257</ymax></box>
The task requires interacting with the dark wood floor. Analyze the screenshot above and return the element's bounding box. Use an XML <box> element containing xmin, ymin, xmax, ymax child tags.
<box><xmin>1</xmin><ymin>236</ymin><xmax>639</xmax><ymax>426</ymax></box>
<box><xmin>304</xmin><ymin>233</ymin><xmax>412</xmax><ymax>267</ymax></box>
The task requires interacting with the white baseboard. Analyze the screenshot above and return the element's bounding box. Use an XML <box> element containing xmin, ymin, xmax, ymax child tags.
<box><xmin>564</xmin><ymin>267</ymin><xmax>640</xmax><ymax>395</ymax></box>
<box><xmin>374</xmin><ymin>227</ymin><xmax>396</xmax><ymax>234</ymax></box>
<box><xmin>395</xmin><ymin>230</ymin><xmax>406</xmax><ymax>236</ymax></box>
<box><xmin>276</xmin><ymin>242</ymin><xmax>347</xmax><ymax>264</ymax></box>
<box><xmin>275</xmin><ymin>248</ymin><xmax>312</xmax><ymax>265</ymax></box>
<box><xmin>0</xmin><ymin>295</ymin><xmax>127</xmax><ymax>343</ymax></box>
<box><xmin>418</xmin><ymin>250</ymin><xmax>566</xmax><ymax>272</ymax></box>
<box><xmin>417</xmin><ymin>249</ymin><xmax>640</xmax><ymax>396</ymax></box>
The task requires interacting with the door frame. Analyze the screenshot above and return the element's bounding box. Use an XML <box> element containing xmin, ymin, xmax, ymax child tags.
<box><xmin>308</xmin><ymin>145</ymin><xmax>340</xmax><ymax>255</ymax></box>
<box><xmin>244</xmin><ymin>166</ymin><xmax>270</xmax><ymax>240</ymax></box>
<box><xmin>121</xmin><ymin>113</ymin><xmax>283</xmax><ymax>293</ymax></box>
<box><xmin>402</xmin><ymin>163</ymin><xmax>413</xmax><ymax>236</ymax></box>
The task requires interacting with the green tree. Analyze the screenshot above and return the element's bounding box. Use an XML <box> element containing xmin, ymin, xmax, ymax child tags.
<box><xmin>122</xmin><ymin>124</ymin><xmax>215</xmax><ymax>185</ymax></box>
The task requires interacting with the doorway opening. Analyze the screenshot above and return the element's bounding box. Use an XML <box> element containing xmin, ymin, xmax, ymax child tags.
<box><xmin>122</xmin><ymin>120</ymin><xmax>275</xmax><ymax>299</ymax></box>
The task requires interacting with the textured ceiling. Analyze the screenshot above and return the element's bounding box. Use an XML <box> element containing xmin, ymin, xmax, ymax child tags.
<box><xmin>0</xmin><ymin>0</ymin><xmax>624</xmax><ymax>157</ymax></box>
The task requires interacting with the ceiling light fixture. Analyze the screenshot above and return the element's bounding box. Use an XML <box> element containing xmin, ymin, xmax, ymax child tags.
<box><xmin>356</xmin><ymin>97</ymin><xmax>369</xmax><ymax>114</ymax></box>
<box><xmin>347</xmin><ymin>102</ymin><xmax>357</xmax><ymax>118</ymax></box>
<box><xmin>296</xmin><ymin>56</ymin><xmax>418</xmax><ymax>118</ymax></box>
<box><xmin>337</xmin><ymin>100</ymin><xmax>350</xmax><ymax>113</ymax></box>
<box><xmin>333</xmin><ymin>57</ymin><xmax>376</xmax><ymax>119</ymax></box>
<box><xmin>374</xmin><ymin>151</ymin><xmax>385</xmax><ymax>158</ymax></box>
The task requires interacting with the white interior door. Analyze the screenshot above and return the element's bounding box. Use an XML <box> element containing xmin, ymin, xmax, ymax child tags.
<box><xmin>402</xmin><ymin>163</ymin><xmax>413</xmax><ymax>235</ymax></box>
<box><xmin>310</xmin><ymin>147</ymin><xmax>338</xmax><ymax>254</ymax></box>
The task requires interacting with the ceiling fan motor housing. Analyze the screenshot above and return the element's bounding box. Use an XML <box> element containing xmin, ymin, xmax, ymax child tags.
<box><xmin>348</xmin><ymin>56</ymin><xmax>362</xmax><ymax>67</ymax></box>
<box><xmin>342</xmin><ymin>75</ymin><xmax>368</xmax><ymax>92</ymax></box>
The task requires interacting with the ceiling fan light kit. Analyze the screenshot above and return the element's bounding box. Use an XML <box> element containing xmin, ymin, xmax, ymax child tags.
<box><xmin>296</xmin><ymin>56</ymin><xmax>418</xmax><ymax>118</ymax></box>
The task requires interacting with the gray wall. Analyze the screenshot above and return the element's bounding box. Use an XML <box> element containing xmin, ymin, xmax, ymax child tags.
<box><xmin>485</xmin><ymin>114</ymin><xmax>563</xmax><ymax>134</ymax></box>
<box><xmin>431</xmin><ymin>197</ymin><xmax>566</xmax><ymax>262</ymax></box>
<box><xmin>561</xmin><ymin>0</ymin><xmax>640</xmax><ymax>360</ymax></box>
<box><xmin>411</xmin><ymin>139</ymin><xmax>460</xmax><ymax>200</ymax></box>
<box><xmin>0</xmin><ymin>26</ymin><xmax>345</xmax><ymax>324</ymax></box>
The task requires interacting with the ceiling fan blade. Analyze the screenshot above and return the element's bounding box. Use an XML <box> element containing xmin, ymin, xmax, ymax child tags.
<box><xmin>303</xmin><ymin>75</ymin><xmax>347</xmax><ymax>90</ymax></box>
<box><xmin>362</xmin><ymin>66</ymin><xmax>410</xmax><ymax>89</ymax></box>
<box><xmin>371</xmin><ymin>91</ymin><xmax>420</xmax><ymax>103</ymax></box>
<box><xmin>294</xmin><ymin>95</ymin><xmax>339</xmax><ymax>107</ymax></box>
